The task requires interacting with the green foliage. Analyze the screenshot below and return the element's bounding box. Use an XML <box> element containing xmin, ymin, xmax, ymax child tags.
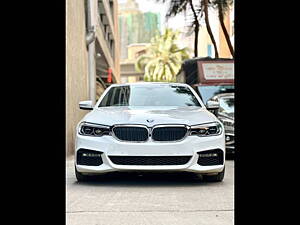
<box><xmin>135</xmin><ymin>29</ymin><xmax>191</xmax><ymax>82</ymax></box>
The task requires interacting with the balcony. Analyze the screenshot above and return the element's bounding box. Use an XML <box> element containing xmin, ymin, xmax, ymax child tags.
<box><xmin>97</xmin><ymin>0</ymin><xmax>115</xmax><ymax>59</ymax></box>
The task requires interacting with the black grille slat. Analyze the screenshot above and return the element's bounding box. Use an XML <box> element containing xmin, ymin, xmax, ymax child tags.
<box><xmin>112</xmin><ymin>125</ymin><xmax>188</xmax><ymax>142</ymax></box>
<box><xmin>109</xmin><ymin>156</ymin><xmax>192</xmax><ymax>165</ymax></box>
<box><xmin>197</xmin><ymin>149</ymin><xmax>224</xmax><ymax>166</ymax></box>
<box><xmin>77</xmin><ymin>149</ymin><xmax>103</xmax><ymax>166</ymax></box>
<box><xmin>152</xmin><ymin>127</ymin><xmax>187</xmax><ymax>141</ymax></box>
<box><xmin>113</xmin><ymin>126</ymin><xmax>148</xmax><ymax>142</ymax></box>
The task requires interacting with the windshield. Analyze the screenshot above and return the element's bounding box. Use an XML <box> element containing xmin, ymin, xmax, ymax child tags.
<box><xmin>197</xmin><ymin>85</ymin><xmax>234</xmax><ymax>104</ymax></box>
<box><xmin>219</xmin><ymin>97</ymin><xmax>234</xmax><ymax>116</ymax></box>
<box><xmin>98</xmin><ymin>85</ymin><xmax>201</xmax><ymax>107</ymax></box>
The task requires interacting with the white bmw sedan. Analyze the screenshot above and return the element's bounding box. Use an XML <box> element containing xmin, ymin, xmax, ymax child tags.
<box><xmin>75</xmin><ymin>82</ymin><xmax>225</xmax><ymax>182</ymax></box>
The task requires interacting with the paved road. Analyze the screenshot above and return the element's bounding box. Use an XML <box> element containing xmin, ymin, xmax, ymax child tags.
<box><xmin>66</xmin><ymin>158</ymin><xmax>234</xmax><ymax>225</ymax></box>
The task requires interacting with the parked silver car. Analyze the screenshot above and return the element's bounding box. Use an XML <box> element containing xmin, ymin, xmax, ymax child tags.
<box><xmin>209</xmin><ymin>93</ymin><xmax>234</xmax><ymax>154</ymax></box>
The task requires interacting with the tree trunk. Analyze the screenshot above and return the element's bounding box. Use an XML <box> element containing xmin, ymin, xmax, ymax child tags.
<box><xmin>218</xmin><ymin>3</ymin><xmax>234</xmax><ymax>58</ymax></box>
<box><xmin>203</xmin><ymin>0</ymin><xmax>219</xmax><ymax>58</ymax></box>
<box><xmin>194</xmin><ymin>25</ymin><xmax>199</xmax><ymax>57</ymax></box>
<box><xmin>189</xmin><ymin>0</ymin><xmax>199</xmax><ymax>57</ymax></box>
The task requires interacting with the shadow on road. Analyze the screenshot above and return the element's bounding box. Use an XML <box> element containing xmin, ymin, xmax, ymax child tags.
<box><xmin>226</xmin><ymin>154</ymin><xmax>235</xmax><ymax>160</ymax></box>
<box><xmin>72</xmin><ymin>172</ymin><xmax>224</xmax><ymax>187</ymax></box>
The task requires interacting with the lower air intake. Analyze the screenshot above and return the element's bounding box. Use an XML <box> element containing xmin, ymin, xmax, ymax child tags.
<box><xmin>197</xmin><ymin>149</ymin><xmax>224</xmax><ymax>166</ymax></box>
<box><xmin>77</xmin><ymin>149</ymin><xmax>103</xmax><ymax>166</ymax></box>
<box><xmin>109</xmin><ymin>156</ymin><xmax>192</xmax><ymax>165</ymax></box>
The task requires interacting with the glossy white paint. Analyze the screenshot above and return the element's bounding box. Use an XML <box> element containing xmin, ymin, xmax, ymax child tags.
<box><xmin>82</xmin><ymin>106</ymin><xmax>218</xmax><ymax>126</ymax></box>
<box><xmin>75</xmin><ymin>83</ymin><xmax>225</xmax><ymax>175</ymax></box>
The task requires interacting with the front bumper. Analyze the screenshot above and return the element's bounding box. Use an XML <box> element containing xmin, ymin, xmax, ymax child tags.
<box><xmin>75</xmin><ymin>133</ymin><xmax>225</xmax><ymax>175</ymax></box>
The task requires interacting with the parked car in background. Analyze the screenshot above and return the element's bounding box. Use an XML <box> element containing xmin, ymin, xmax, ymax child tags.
<box><xmin>177</xmin><ymin>57</ymin><xmax>234</xmax><ymax>155</ymax></box>
<box><xmin>209</xmin><ymin>93</ymin><xmax>235</xmax><ymax>154</ymax></box>
<box><xmin>75</xmin><ymin>82</ymin><xmax>226</xmax><ymax>182</ymax></box>
<box><xmin>177</xmin><ymin>57</ymin><xmax>234</xmax><ymax>106</ymax></box>
<box><xmin>192</xmin><ymin>84</ymin><xmax>234</xmax><ymax>107</ymax></box>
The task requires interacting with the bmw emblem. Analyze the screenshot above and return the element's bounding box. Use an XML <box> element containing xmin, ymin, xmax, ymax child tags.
<box><xmin>147</xmin><ymin>119</ymin><xmax>154</xmax><ymax>123</ymax></box>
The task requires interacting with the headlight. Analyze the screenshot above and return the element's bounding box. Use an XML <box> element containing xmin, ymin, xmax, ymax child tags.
<box><xmin>219</xmin><ymin>117</ymin><xmax>234</xmax><ymax>127</ymax></box>
<box><xmin>190</xmin><ymin>122</ymin><xmax>223</xmax><ymax>137</ymax></box>
<box><xmin>78</xmin><ymin>122</ymin><xmax>111</xmax><ymax>137</ymax></box>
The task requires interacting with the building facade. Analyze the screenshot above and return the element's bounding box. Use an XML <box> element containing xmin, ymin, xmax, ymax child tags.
<box><xmin>66</xmin><ymin>0</ymin><xmax>120</xmax><ymax>156</ymax></box>
<box><xmin>118</xmin><ymin>0</ymin><xmax>160</xmax><ymax>83</ymax></box>
<box><xmin>120</xmin><ymin>43</ymin><xmax>149</xmax><ymax>83</ymax></box>
<box><xmin>118</xmin><ymin>0</ymin><xmax>160</xmax><ymax>60</ymax></box>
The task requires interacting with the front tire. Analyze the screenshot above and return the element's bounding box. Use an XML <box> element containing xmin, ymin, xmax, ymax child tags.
<box><xmin>202</xmin><ymin>167</ymin><xmax>225</xmax><ymax>182</ymax></box>
<box><xmin>75</xmin><ymin>166</ymin><xmax>91</xmax><ymax>182</ymax></box>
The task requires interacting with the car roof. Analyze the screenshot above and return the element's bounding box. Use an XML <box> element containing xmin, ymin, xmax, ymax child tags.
<box><xmin>193</xmin><ymin>83</ymin><xmax>234</xmax><ymax>87</ymax></box>
<box><xmin>214</xmin><ymin>93</ymin><xmax>235</xmax><ymax>98</ymax></box>
<box><xmin>109</xmin><ymin>82</ymin><xmax>190</xmax><ymax>87</ymax></box>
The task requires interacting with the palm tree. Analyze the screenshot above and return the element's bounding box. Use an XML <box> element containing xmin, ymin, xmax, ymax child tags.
<box><xmin>188</xmin><ymin>0</ymin><xmax>200</xmax><ymax>57</ymax></box>
<box><xmin>155</xmin><ymin>0</ymin><xmax>219</xmax><ymax>58</ymax></box>
<box><xmin>202</xmin><ymin>0</ymin><xmax>219</xmax><ymax>58</ymax></box>
<box><xmin>211</xmin><ymin>0</ymin><xmax>234</xmax><ymax>57</ymax></box>
<box><xmin>161</xmin><ymin>0</ymin><xmax>201</xmax><ymax>57</ymax></box>
<box><xmin>135</xmin><ymin>28</ymin><xmax>190</xmax><ymax>82</ymax></box>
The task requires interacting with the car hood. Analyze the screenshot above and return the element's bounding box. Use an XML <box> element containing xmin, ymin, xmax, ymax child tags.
<box><xmin>81</xmin><ymin>106</ymin><xmax>218</xmax><ymax>126</ymax></box>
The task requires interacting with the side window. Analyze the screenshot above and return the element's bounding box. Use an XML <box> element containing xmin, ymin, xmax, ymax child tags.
<box><xmin>99</xmin><ymin>86</ymin><xmax>130</xmax><ymax>107</ymax></box>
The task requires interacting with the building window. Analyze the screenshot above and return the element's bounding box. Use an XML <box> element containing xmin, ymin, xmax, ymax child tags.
<box><xmin>84</xmin><ymin>0</ymin><xmax>89</xmax><ymax>33</ymax></box>
<box><xmin>207</xmin><ymin>44</ymin><xmax>212</xmax><ymax>57</ymax></box>
<box><xmin>135</xmin><ymin>49</ymin><xmax>146</xmax><ymax>58</ymax></box>
<box><xmin>109</xmin><ymin>0</ymin><xmax>114</xmax><ymax>23</ymax></box>
<box><xmin>110</xmin><ymin>39</ymin><xmax>114</xmax><ymax>58</ymax></box>
<box><xmin>100</xmin><ymin>14</ymin><xmax>104</xmax><ymax>23</ymax></box>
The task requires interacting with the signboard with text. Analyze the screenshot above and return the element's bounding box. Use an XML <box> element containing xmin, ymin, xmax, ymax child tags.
<box><xmin>197</xmin><ymin>60</ymin><xmax>234</xmax><ymax>84</ymax></box>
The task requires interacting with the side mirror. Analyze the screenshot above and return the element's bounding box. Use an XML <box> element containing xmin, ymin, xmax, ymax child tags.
<box><xmin>79</xmin><ymin>100</ymin><xmax>94</xmax><ymax>110</ymax></box>
<box><xmin>206</xmin><ymin>100</ymin><xmax>220</xmax><ymax>110</ymax></box>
